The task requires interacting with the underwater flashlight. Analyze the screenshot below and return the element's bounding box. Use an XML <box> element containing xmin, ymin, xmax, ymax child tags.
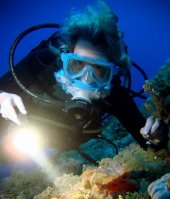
<box><xmin>12</xmin><ymin>127</ymin><xmax>41</xmax><ymax>156</ymax></box>
<box><xmin>1</xmin><ymin>123</ymin><xmax>45</xmax><ymax>162</ymax></box>
<box><xmin>8</xmin><ymin>113</ymin><xmax>43</xmax><ymax>156</ymax></box>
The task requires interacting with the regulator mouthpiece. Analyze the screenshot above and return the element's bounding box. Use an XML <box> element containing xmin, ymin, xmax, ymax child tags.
<box><xmin>65</xmin><ymin>100</ymin><xmax>93</xmax><ymax>121</ymax></box>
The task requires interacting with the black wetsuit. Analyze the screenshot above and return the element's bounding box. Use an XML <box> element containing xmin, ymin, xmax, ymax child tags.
<box><xmin>0</xmin><ymin>32</ymin><xmax>168</xmax><ymax>151</ymax></box>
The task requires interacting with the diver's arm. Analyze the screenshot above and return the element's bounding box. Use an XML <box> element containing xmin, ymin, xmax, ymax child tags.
<box><xmin>0</xmin><ymin>48</ymin><xmax>57</xmax><ymax>93</ymax></box>
<box><xmin>0</xmin><ymin>31</ymin><xmax>62</xmax><ymax>93</ymax></box>
<box><xmin>106</xmin><ymin>87</ymin><xmax>169</xmax><ymax>150</ymax></box>
<box><xmin>0</xmin><ymin>32</ymin><xmax>61</xmax><ymax>123</ymax></box>
<box><xmin>0</xmin><ymin>50</ymin><xmax>55</xmax><ymax>125</ymax></box>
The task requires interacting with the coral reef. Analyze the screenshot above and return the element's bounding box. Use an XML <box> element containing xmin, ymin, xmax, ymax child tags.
<box><xmin>151</xmin><ymin>59</ymin><xmax>170</xmax><ymax>94</ymax></box>
<box><xmin>56</xmin><ymin>116</ymin><xmax>134</xmax><ymax>174</ymax></box>
<box><xmin>33</xmin><ymin>144</ymin><xmax>170</xmax><ymax>199</ymax></box>
<box><xmin>148</xmin><ymin>173</ymin><xmax>170</xmax><ymax>199</ymax></box>
<box><xmin>143</xmin><ymin>59</ymin><xmax>170</xmax><ymax>124</ymax></box>
<box><xmin>0</xmin><ymin>144</ymin><xmax>169</xmax><ymax>198</ymax></box>
<box><xmin>34</xmin><ymin>173</ymin><xmax>81</xmax><ymax>199</ymax></box>
<box><xmin>0</xmin><ymin>169</ymin><xmax>52</xmax><ymax>199</ymax></box>
<box><xmin>143</xmin><ymin>80</ymin><xmax>170</xmax><ymax>124</ymax></box>
<box><xmin>100</xmin><ymin>144</ymin><xmax>170</xmax><ymax>179</ymax></box>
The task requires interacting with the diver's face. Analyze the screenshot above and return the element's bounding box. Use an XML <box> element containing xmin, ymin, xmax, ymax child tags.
<box><xmin>73</xmin><ymin>39</ymin><xmax>109</xmax><ymax>79</ymax></box>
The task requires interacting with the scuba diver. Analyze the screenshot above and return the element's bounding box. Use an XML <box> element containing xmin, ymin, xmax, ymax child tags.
<box><xmin>0</xmin><ymin>1</ymin><xmax>169</xmax><ymax>155</ymax></box>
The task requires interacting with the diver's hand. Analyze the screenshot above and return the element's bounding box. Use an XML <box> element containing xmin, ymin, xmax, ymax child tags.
<box><xmin>140</xmin><ymin>116</ymin><xmax>165</xmax><ymax>145</ymax></box>
<box><xmin>0</xmin><ymin>92</ymin><xmax>27</xmax><ymax>125</ymax></box>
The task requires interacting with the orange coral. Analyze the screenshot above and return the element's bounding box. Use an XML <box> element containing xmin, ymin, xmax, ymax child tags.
<box><xmin>101</xmin><ymin>172</ymin><xmax>139</xmax><ymax>194</ymax></box>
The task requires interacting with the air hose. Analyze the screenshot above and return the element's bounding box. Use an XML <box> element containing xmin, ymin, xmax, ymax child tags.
<box><xmin>129</xmin><ymin>61</ymin><xmax>148</xmax><ymax>99</ymax></box>
<box><xmin>125</xmin><ymin>62</ymin><xmax>148</xmax><ymax>99</ymax></box>
<box><xmin>29</xmin><ymin>114</ymin><xmax>103</xmax><ymax>134</ymax></box>
<box><xmin>9</xmin><ymin>23</ymin><xmax>63</xmax><ymax>108</ymax></box>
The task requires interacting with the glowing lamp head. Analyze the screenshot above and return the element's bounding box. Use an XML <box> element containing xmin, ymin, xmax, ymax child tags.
<box><xmin>13</xmin><ymin>128</ymin><xmax>40</xmax><ymax>156</ymax></box>
<box><xmin>3</xmin><ymin>124</ymin><xmax>44</xmax><ymax>162</ymax></box>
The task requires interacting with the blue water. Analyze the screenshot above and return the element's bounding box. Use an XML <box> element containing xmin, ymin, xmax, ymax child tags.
<box><xmin>0</xmin><ymin>147</ymin><xmax>58</xmax><ymax>179</ymax></box>
<box><xmin>0</xmin><ymin>161</ymin><xmax>37</xmax><ymax>179</ymax></box>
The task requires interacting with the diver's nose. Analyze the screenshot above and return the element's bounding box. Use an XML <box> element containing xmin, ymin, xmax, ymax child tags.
<box><xmin>81</xmin><ymin>70</ymin><xmax>94</xmax><ymax>84</ymax></box>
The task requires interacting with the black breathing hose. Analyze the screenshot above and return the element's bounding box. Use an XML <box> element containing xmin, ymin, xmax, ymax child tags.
<box><xmin>130</xmin><ymin>61</ymin><xmax>148</xmax><ymax>98</ymax></box>
<box><xmin>9</xmin><ymin>23</ymin><xmax>62</xmax><ymax>106</ymax></box>
<box><xmin>125</xmin><ymin>61</ymin><xmax>148</xmax><ymax>99</ymax></box>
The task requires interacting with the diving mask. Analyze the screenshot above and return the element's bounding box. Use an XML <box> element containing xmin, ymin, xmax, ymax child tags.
<box><xmin>61</xmin><ymin>53</ymin><xmax>119</xmax><ymax>89</ymax></box>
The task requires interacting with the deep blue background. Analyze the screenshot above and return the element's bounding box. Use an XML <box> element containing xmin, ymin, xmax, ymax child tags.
<box><xmin>0</xmin><ymin>0</ymin><xmax>170</xmax><ymax>106</ymax></box>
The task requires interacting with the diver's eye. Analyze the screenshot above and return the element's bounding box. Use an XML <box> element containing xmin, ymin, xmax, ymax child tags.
<box><xmin>93</xmin><ymin>65</ymin><xmax>102</xmax><ymax>78</ymax></box>
<box><xmin>73</xmin><ymin>60</ymin><xmax>85</xmax><ymax>73</ymax></box>
<box><xmin>67</xmin><ymin>59</ymin><xmax>84</xmax><ymax>74</ymax></box>
<box><xmin>93</xmin><ymin>64</ymin><xmax>100</xmax><ymax>70</ymax></box>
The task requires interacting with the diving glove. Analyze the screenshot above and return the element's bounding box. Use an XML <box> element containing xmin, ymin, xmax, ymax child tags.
<box><xmin>0</xmin><ymin>92</ymin><xmax>27</xmax><ymax>125</ymax></box>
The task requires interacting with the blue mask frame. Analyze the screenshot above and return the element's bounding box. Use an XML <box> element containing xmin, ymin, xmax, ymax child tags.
<box><xmin>61</xmin><ymin>52</ymin><xmax>119</xmax><ymax>89</ymax></box>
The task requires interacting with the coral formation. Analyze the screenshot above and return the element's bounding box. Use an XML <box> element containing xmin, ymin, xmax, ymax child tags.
<box><xmin>34</xmin><ymin>173</ymin><xmax>81</xmax><ymax>199</ymax></box>
<box><xmin>0</xmin><ymin>144</ymin><xmax>169</xmax><ymax>198</ymax></box>
<box><xmin>148</xmin><ymin>173</ymin><xmax>170</xmax><ymax>199</ymax></box>
<box><xmin>33</xmin><ymin>144</ymin><xmax>170</xmax><ymax>199</ymax></box>
<box><xmin>0</xmin><ymin>169</ymin><xmax>52</xmax><ymax>199</ymax></box>
<box><xmin>143</xmin><ymin>59</ymin><xmax>170</xmax><ymax>124</ymax></box>
<box><xmin>143</xmin><ymin>80</ymin><xmax>170</xmax><ymax>124</ymax></box>
<box><xmin>151</xmin><ymin>59</ymin><xmax>170</xmax><ymax>94</ymax></box>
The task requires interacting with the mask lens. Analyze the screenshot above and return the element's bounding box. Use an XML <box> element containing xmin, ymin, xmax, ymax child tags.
<box><xmin>67</xmin><ymin>58</ymin><xmax>111</xmax><ymax>82</ymax></box>
<box><xmin>91</xmin><ymin>63</ymin><xmax>111</xmax><ymax>82</ymax></box>
<box><xmin>67</xmin><ymin>59</ymin><xmax>85</xmax><ymax>75</ymax></box>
